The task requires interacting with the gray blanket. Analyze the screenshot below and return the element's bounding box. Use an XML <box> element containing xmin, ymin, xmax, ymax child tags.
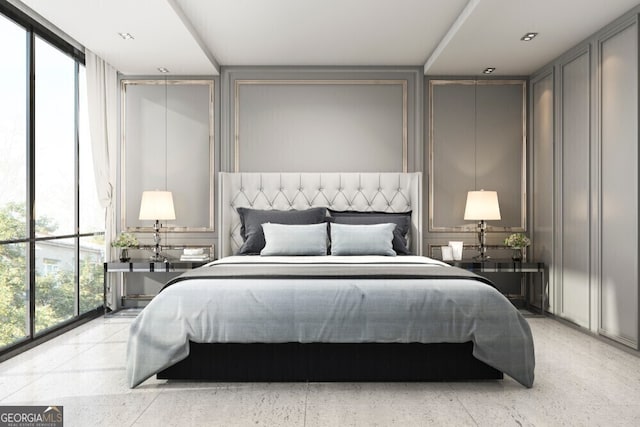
<box><xmin>126</xmin><ymin>256</ymin><xmax>535</xmax><ymax>388</ymax></box>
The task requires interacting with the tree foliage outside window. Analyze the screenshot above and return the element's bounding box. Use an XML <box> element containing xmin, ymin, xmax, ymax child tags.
<box><xmin>0</xmin><ymin>203</ymin><xmax>103</xmax><ymax>348</ymax></box>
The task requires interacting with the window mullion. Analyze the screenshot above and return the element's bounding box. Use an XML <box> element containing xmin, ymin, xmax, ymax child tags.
<box><xmin>26</xmin><ymin>28</ymin><xmax>36</xmax><ymax>340</ymax></box>
<box><xmin>74</xmin><ymin>61</ymin><xmax>80</xmax><ymax>316</ymax></box>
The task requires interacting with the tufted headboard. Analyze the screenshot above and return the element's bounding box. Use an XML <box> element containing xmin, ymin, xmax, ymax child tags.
<box><xmin>218</xmin><ymin>172</ymin><xmax>423</xmax><ymax>258</ymax></box>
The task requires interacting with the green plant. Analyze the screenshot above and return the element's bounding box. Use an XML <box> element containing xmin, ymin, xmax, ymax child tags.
<box><xmin>504</xmin><ymin>233</ymin><xmax>531</xmax><ymax>248</ymax></box>
<box><xmin>111</xmin><ymin>232</ymin><xmax>138</xmax><ymax>248</ymax></box>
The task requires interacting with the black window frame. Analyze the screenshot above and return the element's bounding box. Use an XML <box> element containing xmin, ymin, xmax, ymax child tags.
<box><xmin>0</xmin><ymin>0</ymin><xmax>104</xmax><ymax>360</ymax></box>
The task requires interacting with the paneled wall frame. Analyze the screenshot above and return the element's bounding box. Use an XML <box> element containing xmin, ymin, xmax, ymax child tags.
<box><xmin>428</xmin><ymin>79</ymin><xmax>528</xmax><ymax>232</ymax></box>
<box><xmin>120</xmin><ymin>78</ymin><xmax>216</xmax><ymax>233</ymax></box>
<box><xmin>221</xmin><ymin>67</ymin><xmax>423</xmax><ymax>174</ymax></box>
<box><xmin>233</xmin><ymin>79</ymin><xmax>408</xmax><ymax>172</ymax></box>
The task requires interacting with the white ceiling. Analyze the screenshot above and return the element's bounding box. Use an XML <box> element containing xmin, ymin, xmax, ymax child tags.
<box><xmin>15</xmin><ymin>0</ymin><xmax>640</xmax><ymax>76</ymax></box>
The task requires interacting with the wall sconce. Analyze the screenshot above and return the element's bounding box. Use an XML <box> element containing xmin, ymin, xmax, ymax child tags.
<box><xmin>464</xmin><ymin>190</ymin><xmax>501</xmax><ymax>260</ymax></box>
<box><xmin>139</xmin><ymin>190</ymin><xmax>175</xmax><ymax>261</ymax></box>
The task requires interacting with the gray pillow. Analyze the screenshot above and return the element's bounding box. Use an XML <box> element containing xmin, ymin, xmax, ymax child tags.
<box><xmin>236</xmin><ymin>207</ymin><xmax>327</xmax><ymax>254</ymax></box>
<box><xmin>261</xmin><ymin>223</ymin><xmax>328</xmax><ymax>256</ymax></box>
<box><xmin>328</xmin><ymin>210</ymin><xmax>412</xmax><ymax>255</ymax></box>
<box><xmin>330</xmin><ymin>223</ymin><xmax>396</xmax><ymax>256</ymax></box>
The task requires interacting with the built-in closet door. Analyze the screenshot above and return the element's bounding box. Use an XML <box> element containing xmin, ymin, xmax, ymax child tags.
<box><xmin>599</xmin><ymin>21</ymin><xmax>638</xmax><ymax>348</ymax></box>
<box><xmin>531</xmin><ymin>73</ymin><xmax>554</xmax><ymax>312</ymax></box>
<box><xmin>559</xmin><ymin>51</ymin><xmax>591</xmax><ymax>328</ymax></box>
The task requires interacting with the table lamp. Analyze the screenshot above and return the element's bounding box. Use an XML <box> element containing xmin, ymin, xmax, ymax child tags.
<box><xmin>464</xmin><ymin>190</ymin><xmax>501</xmax><ymax>261</ymax></box>
<box><xmin>139</xmin><ymin>190</ymin><xmax>176</xmax><ymax>261</ymax></box>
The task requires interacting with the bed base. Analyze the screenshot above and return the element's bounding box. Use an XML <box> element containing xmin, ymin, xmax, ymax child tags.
<box><xmin>157</xmin><ymin>341</ymin><xmax>503</xmax><ymax>382</ymax></box>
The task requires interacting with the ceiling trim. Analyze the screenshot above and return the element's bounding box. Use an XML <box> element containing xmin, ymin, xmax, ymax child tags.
<box><xmin>423</xmin><ymin>0</ymin><xmax>481</xmax><ymax>75</ymax></box>
<box><xmin>166</xmin><ymin>0</ymin><xmax>220</xmax><ymax>74</ymax></box>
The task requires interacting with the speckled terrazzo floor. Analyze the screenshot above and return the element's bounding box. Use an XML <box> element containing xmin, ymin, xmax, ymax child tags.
<box><xmin>1</xmin><ymin>315</ymin><xmax>639</xmax><ymax>426</ymax></box>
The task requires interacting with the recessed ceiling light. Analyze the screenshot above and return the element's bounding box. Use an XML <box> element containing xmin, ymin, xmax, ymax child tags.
<box><xmin>483</xmin><ymin>67</ymin><xmax>496</xmax><ymax>74</ymax></box>
<box><xmin>118</xmin><ymin>32</ymin><xmax>134</xmax><ymax>40</ymax></box>
<box><xmin>521</xmin><ymin>32</ymin><xmax>538</xmax><ymax>41</ymax></box>
<box><xmin>157</xmin><ymin>67</ymin><xmax>170</xmax><ymax>73</ymax></box>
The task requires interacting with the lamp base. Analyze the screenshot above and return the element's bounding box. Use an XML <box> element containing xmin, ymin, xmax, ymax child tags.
<box><xmin>475</xmin><ymin>220</ymin><xmax>489</xmax><ymax>261</ymax></box>
<box><xmin>149</xmin><ymin>252</ymin><xmax>164</xmax><ymax>262</ymax></box>
<box><xmin>149</xmin><ymin>221</ymin><xmax>165</xmax><ymax>262</ymax></box>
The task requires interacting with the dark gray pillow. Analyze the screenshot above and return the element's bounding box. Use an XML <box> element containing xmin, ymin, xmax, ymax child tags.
<box><xmin>236</xmin><ymin>207</ymin><xmax>328</xmax><ymax>254</ymax></box>
<box><xmin>328</xmin><ymin>210</ymin><xmax>412</xmax><ymax>255</ymax></box>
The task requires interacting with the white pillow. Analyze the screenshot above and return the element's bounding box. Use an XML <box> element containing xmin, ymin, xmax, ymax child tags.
<box><xmin>260</xmin><ymin>222</ymin><xmax>328</xmax><ymax>256</ymax></box>
<box><xmin>330</xmin><ymin>223</ymin><xmax>396</xmax><ymax>256</ymax></box>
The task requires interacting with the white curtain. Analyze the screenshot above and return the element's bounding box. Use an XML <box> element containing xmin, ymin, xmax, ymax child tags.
<box><xmin>85</xmin><ymin>50</ymin><xmax>118</xmax><ymax>310</ymax></box>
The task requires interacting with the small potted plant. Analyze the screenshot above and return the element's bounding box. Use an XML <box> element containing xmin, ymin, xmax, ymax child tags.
<box><xmin>504</xmin><ymin>233</ymin><xmax>531</xmax><ymax>262</ymax></box>
<box><xmin>111</xmin><ymin>232</ymin><xmax>139</xmax><ymax>262</ymax></box>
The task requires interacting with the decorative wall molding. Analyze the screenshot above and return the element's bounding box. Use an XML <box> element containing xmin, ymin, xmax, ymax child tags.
<box><xmin>120</xmin><ymin>79</ymin><xmax>215</xmax><ymax>232</ymax></box>
<box><xmin>428</xmin><ymin>79</ymin><xmax>527</xmax><ymax>232</ymax></box>
<box><xmin>233</xmin><ymin>78</ymin><xmax>408</xmax><ymax>173</ymax></box>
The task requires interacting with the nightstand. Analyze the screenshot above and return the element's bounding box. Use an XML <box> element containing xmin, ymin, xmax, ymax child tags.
<box><xmin>103</xmin><ymin>259</ymin><xmax>210</xmax><ymax>313</ymax></box>
<box><xmin>446</xmin><ymin>260</ymin><xmax>546</xmax><ymax>316</ymax></box>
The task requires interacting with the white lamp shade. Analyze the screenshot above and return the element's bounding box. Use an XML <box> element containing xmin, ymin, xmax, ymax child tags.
<box><xmin>139</xmin><ymin>190</ymin><xmax>176</xmax><ymax>221</ymax></box>
<box><xmin>464</xmin><ymin>190</ymin><xmax>501</xmax><ymax>221</ymax></box>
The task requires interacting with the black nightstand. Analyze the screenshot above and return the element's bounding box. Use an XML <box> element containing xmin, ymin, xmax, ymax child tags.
<box><xmin>446</xmin><ymin>260</ymin><xmax>546</xmax><ymax>316</ymax></box>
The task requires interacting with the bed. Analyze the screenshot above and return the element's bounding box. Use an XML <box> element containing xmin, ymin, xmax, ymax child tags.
<box><xmin>126</xmin><ymin>172</ymin><xmax>535</xmax><ymax>388</ymax></box>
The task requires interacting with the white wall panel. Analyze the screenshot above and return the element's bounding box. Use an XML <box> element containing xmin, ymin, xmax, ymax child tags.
<box><xmin>599</xmin><ymin>22</ymin><xmax>638</xmax><ymax>348</ymax></box>
<box><xmin>560</xmin><ymin>51</ymin><xmax>591</xmax><ymax>327</ymax></box>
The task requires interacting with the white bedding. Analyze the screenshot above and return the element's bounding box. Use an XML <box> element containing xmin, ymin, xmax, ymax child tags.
<box><xmin>201</xmin><ymin>255</ymin><xmax>450</xmax><ymax>266</ymax></box>
<box><xmin>126</xmin><ymin>255</ymin><xmax>535</xmax><ymax>388</ymax></box>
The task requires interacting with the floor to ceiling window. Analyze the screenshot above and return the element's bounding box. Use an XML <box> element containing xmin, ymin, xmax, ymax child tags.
<box><xmin>34</xmin><ymin>35</ymin><xmax>77</xmax><ymax>333</ymax></box>
<box><xmin>0</xmin><ymin>4</ymin><xmax>104</xmax><ymax>351</ymax></box>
